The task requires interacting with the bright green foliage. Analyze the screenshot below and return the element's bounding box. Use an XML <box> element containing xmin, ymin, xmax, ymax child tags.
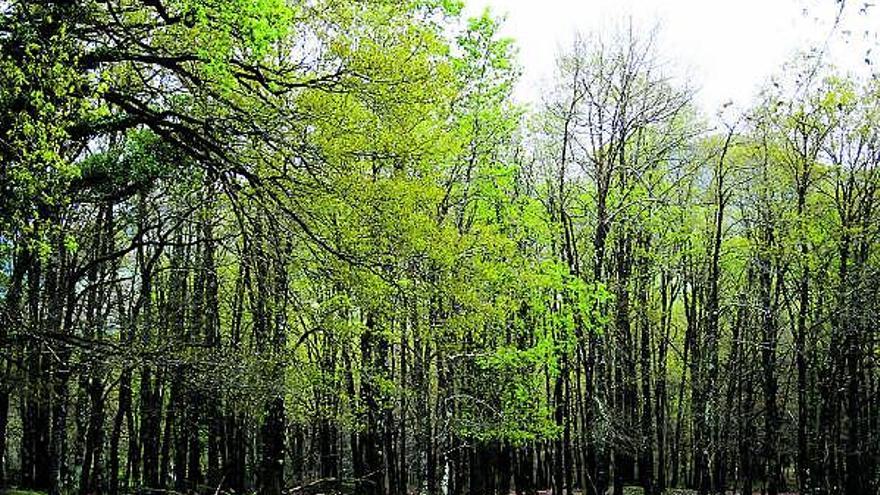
<box><xmin>0</xmin><ymin>3</ymin><xmax>90</xmax><ymax>248</ymax></box>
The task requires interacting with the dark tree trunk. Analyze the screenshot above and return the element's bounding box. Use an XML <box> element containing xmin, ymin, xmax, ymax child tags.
<box><xmin>0</xmin><ymin>249</ymin><xmax>30</xmax><ymax>487</ymax></box>
<box><xmin>637</xmin><ymin>246</ymin><xmax>655</xmax><ymax>495</ymax></box>
<box><xmin>758</xmin><ymin>226</ymin><xmax>780</xmax><ymax>495</ymax></box>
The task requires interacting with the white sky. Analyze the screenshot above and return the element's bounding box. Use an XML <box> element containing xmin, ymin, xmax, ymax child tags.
<box><xmin>463</xmin><ymin>0</ymin><xmax>880</xmax><ymax>115</ymax></box>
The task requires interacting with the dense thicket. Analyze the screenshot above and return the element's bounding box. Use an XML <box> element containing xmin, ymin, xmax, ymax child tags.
<box><xmin>1</xmin><ymin>1</ymin><xmax>878</xmax><ymax>495</ymax></box>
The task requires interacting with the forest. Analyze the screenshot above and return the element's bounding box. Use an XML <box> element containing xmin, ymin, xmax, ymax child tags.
<box><xmin>0</xmin><ymin>1</ymin><xmax>878</xmax><ymax>494</ymax></box>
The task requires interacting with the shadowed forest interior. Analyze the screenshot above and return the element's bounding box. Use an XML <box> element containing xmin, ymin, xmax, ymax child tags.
<box><xmin>0</xmin><ymin>1</ymin><xmax>879</xmax><ymax>494</ymax></box>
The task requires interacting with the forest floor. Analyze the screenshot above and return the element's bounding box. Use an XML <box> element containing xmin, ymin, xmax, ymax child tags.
<box><xmin>531</xmin><ymin>489</ymin><xmax>801</xmax><ymax>495</ymax></box>
<box><xmin>0</xmin><ymin>489</ymin><xmax>805</xmax><ymax>495</ymax></box>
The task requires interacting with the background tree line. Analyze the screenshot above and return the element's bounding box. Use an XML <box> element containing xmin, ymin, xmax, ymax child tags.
<box><xmin>0</xmin><ymin>1</ymin><xmax>878</xmax><ymax>495</ymax></box>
